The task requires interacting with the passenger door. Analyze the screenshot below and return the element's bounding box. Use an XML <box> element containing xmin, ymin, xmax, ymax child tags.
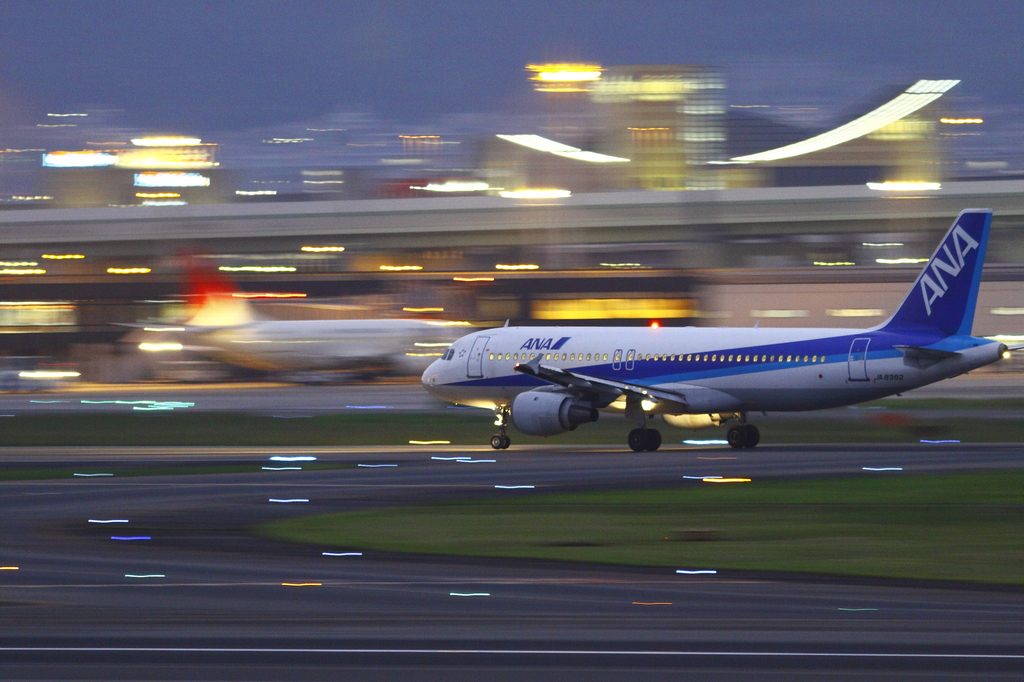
<box><xmin>848</xmin><ymin>337</ymin><xmax>870</xmax><ymax>381</ymax></box>
<box><xmin>467</xmin><ymin>336</ymin><xmax>490</xmax><ymax>378</ymax></box>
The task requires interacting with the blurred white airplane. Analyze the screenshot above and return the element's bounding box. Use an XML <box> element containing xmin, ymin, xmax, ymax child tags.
<box><xmin>135</xmin><ymin>261</ymin><xmax>460</xmax><ymax>378</ymax></box>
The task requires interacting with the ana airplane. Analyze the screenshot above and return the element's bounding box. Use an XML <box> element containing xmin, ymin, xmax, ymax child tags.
<box><xmin>423</xmin><ymin>209</ymin><xmax>1015</xmax><ymax>451</ymax></box>
<box><xmin>137</xmin><ymin>261</ymin><xmax>460</xmax><ymax>378</ymax></box>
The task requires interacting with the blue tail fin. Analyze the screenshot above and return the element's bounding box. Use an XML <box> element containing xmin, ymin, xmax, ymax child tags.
<box><xmin>881</xmin><ymin>209</ymin><xmax>992</xmax><ymax>336</ymax></box>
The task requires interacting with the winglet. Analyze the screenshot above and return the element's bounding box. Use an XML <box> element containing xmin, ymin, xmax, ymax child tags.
<box><xmin>879</xmin><ymin>209</ymin><xmax>992</xmax><ymax>336</ymax></box>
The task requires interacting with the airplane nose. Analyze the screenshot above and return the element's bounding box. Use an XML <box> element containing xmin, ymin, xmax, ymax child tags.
<box><xmin>421</xmin><ymin>361</ymin><xmax>439</xmax><ymax>388</ymax></box>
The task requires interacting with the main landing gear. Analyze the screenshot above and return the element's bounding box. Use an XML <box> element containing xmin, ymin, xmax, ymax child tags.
<box><xmin>628</xmin><ymin>427</ymin><xmax>662</xmax><ymax>452</ymax></box>
<box><xmin>727</xmin><ymin>423</ymin><xmax>760</xmax><ymax>449</ymax></box>
<box><xmin>490</xmin><ymin>407</ymin><xmax>511</xmax><ymax>450</ymax></box>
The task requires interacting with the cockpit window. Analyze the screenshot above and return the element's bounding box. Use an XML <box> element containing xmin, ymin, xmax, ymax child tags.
<box><xmin>442</xmin><ymin>348</ymin><xmax>455</xmax><ymax>361</ymax></box>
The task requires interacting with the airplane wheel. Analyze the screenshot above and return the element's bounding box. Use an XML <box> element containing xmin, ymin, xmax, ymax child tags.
<box><xmin>500</xmin><ymin>435</ymin><xmax>511</xmax><ymax>449</ymax></box>
<box><xmin>646</xmin><ymin>428</ymin><xmax>662</xmax><ymax>451</ymax></box>
<box><xmin>628</xmin><ymin>428</ymin><xmax>647</xmax><ymax>452</ymax></box>
<box><xmin>727</xmin><ymin>425</ymin><xmax>745</xmax><ymax>449</ymax></box>
<box><xmin>490</xmin><ymin>435</ymin><xmax>505</xmax><ymax>450</ymax></box>
<box><xmin>743</xmin><ymin>424</ymin><xmax>760</xmax><ymax>448</ymax></box>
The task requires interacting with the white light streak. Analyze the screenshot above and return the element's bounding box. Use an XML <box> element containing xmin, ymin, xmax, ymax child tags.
<box><xmin>732</xmin><ymin>80</ymin><xmax>958</xmax><ymax>162</ymax></box>
<box><xmin>497</xmin><ymin>134</ymin><xmax>629</xmax><ymax>163</ymax></box>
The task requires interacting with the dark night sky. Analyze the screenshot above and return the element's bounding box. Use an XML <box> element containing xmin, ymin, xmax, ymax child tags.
<box><xmin>1</xmin><ymin>0</ymin><xmax>1020</xmax><ymax>133</ymax></box>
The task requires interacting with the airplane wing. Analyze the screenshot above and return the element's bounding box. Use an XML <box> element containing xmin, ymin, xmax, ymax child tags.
<box><xmin>513</xmin><ymin>358</ymin><xmax>688</xmax><ymax>411</ymax></box>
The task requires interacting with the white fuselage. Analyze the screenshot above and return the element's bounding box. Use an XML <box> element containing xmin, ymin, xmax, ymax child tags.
<box><xmin>422</xmin><ymin>325</ymin><xmax>1002</xmax><ymax>413</ymax></box>
<box><xmin>194</xmin><ymin>318</ymin><xmax>458</xmax><ymax>372</ymax></box>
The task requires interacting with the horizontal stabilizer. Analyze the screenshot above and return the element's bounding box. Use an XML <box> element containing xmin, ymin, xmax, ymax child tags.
<box><xmin>894</xmin><ymin>345</ymin><xmax>961</xmax><ymax>360</ymax></box>
<box><xmin>894</xmin><ymin>344</ymin><xmax>961</xmax><ymax>369</ymax></box>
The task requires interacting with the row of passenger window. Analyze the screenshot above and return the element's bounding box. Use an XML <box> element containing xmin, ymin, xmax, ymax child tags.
<box><xmin>488</xmin><ymin>351</ymin><xmax>829</xmax><ymax>364</ymax></box>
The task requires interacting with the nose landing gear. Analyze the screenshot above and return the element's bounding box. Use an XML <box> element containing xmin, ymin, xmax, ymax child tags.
<box><xmin>490</xmin><ymin>406</ymin><xmax>511</xmax><ymax>450</ymax></box>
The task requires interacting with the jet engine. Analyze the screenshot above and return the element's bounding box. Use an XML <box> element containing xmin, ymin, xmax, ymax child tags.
<box><xmin>511</xmin><ymin>391</ymin><xmax>599</xmax><ymax>436</ymax></box>
<box><xmin>662</xmin><ymin>413</ymin><xmax>737</xmax><ymax>430</ymax></box>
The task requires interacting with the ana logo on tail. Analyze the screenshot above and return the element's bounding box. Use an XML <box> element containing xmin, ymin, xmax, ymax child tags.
<box><xmin>920</xmin><ymin>224</ymin><xmax>980</xmax><ymax>316</ymax></box>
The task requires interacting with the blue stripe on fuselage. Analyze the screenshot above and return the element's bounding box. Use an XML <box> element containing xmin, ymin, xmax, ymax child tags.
<box><xmin>449</xmin><ymin>330</ymin><xmax>955</xmax><ymax>388</ymax></box>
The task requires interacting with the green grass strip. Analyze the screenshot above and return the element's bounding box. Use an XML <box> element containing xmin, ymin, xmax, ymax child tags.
<box><xmin>263</xmin><ymin>471</ymin><xmax>1024</xmax><ymax>584</ymax></box>
<box><xmin>0</xmin><ymin>411</ymin><xmax>1022</xmax><ymax>446</ymax></box>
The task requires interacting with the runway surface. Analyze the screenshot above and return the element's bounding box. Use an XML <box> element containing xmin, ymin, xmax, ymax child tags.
<box><xmin>2</xmin><ymin>442</ymin><xmax>1024</xmax><ymax>680</ymax></box>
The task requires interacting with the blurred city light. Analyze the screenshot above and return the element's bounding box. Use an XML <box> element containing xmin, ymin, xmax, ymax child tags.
<box><xmin>526</xmin><ymin>63</ymin><xmax>603</xmax><ymax>92</ymax></box>
<box><xmin>300</xmin><ymin>246</ymin><xmax>345</xmax><ymax>252</ymax></box>
<box><xmin>218</xmin><ymin>266</ymin><xmax>297</xmax><ymax>272</ymax></box>
<box><xmin>409</xmin><ymin>181</ymin><xmax>494</xmax><ymax>192</ymax></box>
<box><xmin>106</xmin><ymin>268</ymin><xmax>152</xmax><ymax>274</ymax></box>
<box><xmin>876</xmin><ymin>257</ymin><xmax>929</xmax><ymax>264</ymax></box>
<box><xmin>495</xmin><ymin>264</ymin><xmax>539</xmax><ymax>270</ymax></box>
<box><xmin>940</xmin><ymin>118</ymin><xmax>983</xmax><ymax>124</ymax></box>
<box><xmin>379</xmin><ymin>265</ymin><xmax>423</xmax><ymax>271</ymax></box>
<box><xmin>42</xmin><ymin>151</ymin><xmax>117</xmax><ymax>167</ymax></box>
<box><xmin>134</xmin><ymin>172</ymin><xmax>211</xmax><ymax>187</ymax></box>
<box><xmin>41</xmin><ymin>254</ymin><xmax>84</xmax><ymax>260</ymax></box>
<box><xmin>19</xmin><ymin>370</ymin><xmax>80</xmax><ymax>378</ymax></box>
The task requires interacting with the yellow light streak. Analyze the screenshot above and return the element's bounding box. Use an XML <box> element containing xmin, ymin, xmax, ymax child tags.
<box><xmin>940</xmin><ymin>118</ymin><xmax>983</xmax><ymax>124</ymax></box>
<box><xmin>131</xmin><ymin>137</ymin><xmax>203</xmax><ymax>146</ymax></box>
<box><xmin>219</xmin><ymin>266</ymin><xmax>297</xmax><ymax>273</ymax></box>
<box><xmin>453</xmin><ymin>276</ymin><xmax>494</xmax><ymax>282</ymax></box>
<box><xmin>866</xmin><ymin>182</ymin><xmax>941</xmax><ymax>191</ymax></box>
<box><xmin>135</xmin><ymin>192</ymin><xmax>181</xmax><ymax>198</ymax></box>
<box><xmin>143</xmin><ymin>327</ymin><xmax>185</xmax><ymax>332</ymax></box>
<box><xmin>0</xmin><ymin>261</ymin><xmax>38</xmax><ymax>267</ymax></box>
<box><xmin>426</xmin><ymin>320</ymin><xmax>472</xmax><ymax>326</ymax></box>
<box><xmin>231</xmin><ymin>292</ymin><xmax>306</xmax><ymax>299</ymax></box>
<box><xmin>876</xmin><ymin>257</ymin><xmax>929</xmax><ymax>264</ymax></box>
<box><xmin>406</xmin><ymin>352</ymin><xmax>444</xmax><ymax>357</ymax></box>
<box><xmin>106</xmin><ymin>267</ymin><xmax>151</xmax><ymax>274</ymax></box>
<box><xmin>813</xmin><ymin>261</ymin><xmax>856</xmax><ymax>266</ymax></box>
<box><xmin>703</xmin><ymin>478</ymin><xmax>751</xmax><ymax>483</ymax></box>
<box><xmin>0</xmin><ymin>269</ymin><xmax>45</xmax><ymax>275</ymax></box>
<box><xmin>379</xmin><ymin>265</ymin><xmax>423</xmax><ymax>271</ymax></box>
<box><xmin>42</xmin><ymin>254</ymin><xmax>84</xmax><ymax>260</ymax></box>
<box><xmin>414</xmin><ymin>342</ymin><xmax>452</xmax><ymax>347</ymax></box>
<box><xmin>409</xmin><ymin>440</ymin><xmax>451</xmax><ymax>445</ymax></box>
<box><xmin>495</xmin><ymin>264</ymin><xmax>539</xmax><ymax>270</ymax></box>
<box><xmin>301</xmin><ymin>246</ymin><xmax>345</xmax><ymax>252</ymax></box>
<box><xmin>403</xmin><ymin>307</ymin><xmax>444</xmax><ymax>312</ymax></box>
<box><xmin>281</xmin><ymin>582</ymin><xmax>322</xmax><ymax>586</ymax></box>
<box><xmin>827</xmin><ymin>309</ymin><xmax>885</xmax><ymax>317</ymax></box>
<box><xmin>532</xmin><ymin>298</ymin><xmax>694</xmax><ymax>320</ymax></box>
<box><xmin>0</xmin><ymin>566</ymin><xmax>18</xmax><ymax>570</ymax></box>
<box><xmin>139</xmin><ymin>342</ymin><xmax>184</xmax><ymax>352</ymax></box>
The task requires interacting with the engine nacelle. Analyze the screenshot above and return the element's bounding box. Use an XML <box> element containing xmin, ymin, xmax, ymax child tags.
<box><xmin>662</xmin><ymin>413</ymin><xmax>737</xmax><ymax>430</ymax></box>
<box><xmin>511</xmin><ymin>391</ymin><xmax>599</xmax><ymax>436</ymax></box>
